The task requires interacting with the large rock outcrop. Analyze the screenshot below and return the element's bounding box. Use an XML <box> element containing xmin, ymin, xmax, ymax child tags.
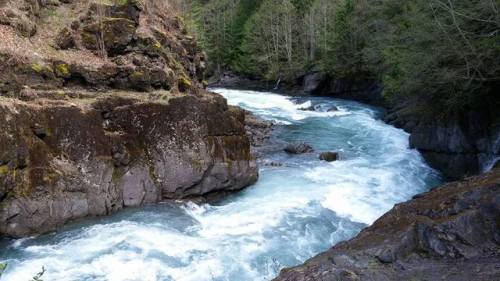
<box><xmin>0</xmin><ymin>0</ymin><xmax>258</xmax><ymax>238</ymax></box>
<box><xmin>0</xmin><ymin>91</ymin><xmax>257</xmax><ymax>238</ymax></box>
<box><xmin>300</xmin><ymin>71</ymin><xmax>384</xmax><ymax>106</ymax></box>
<box><xmin>275</xmin><ymin>169</ymin><xmax>500</xmax><ymax>281</ymax></box>
<box><xmin>385</xmin><ymin>107</ymin><xmax>500</xmax><ymax>180</ymax></box>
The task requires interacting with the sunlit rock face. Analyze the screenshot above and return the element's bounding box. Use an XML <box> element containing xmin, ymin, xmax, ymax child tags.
<box><xmin>0</xmin><ymin>92</ymin><xmax>258</xmax><ymax>238</ymax></box>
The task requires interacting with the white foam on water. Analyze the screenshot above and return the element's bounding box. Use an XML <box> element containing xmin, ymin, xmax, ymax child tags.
<box><xmin>0</xmin><ymin>88</ymin><xmax>440</xmax><ymax>281</ymax></box>
<box><xmin>211</xmin><ymin>88</ymin><xmax>350</xmax><ymax>124</ymax></box>
<box><xmin>296</xmin><ymin>100</ymin><xmax>312</xmax><ymax>109</ymax></box>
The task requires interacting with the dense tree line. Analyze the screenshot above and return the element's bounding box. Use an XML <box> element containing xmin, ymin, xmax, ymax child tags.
<box><xmin>177</xmin><ymin>0</ymin><xmax>499</xmax><ymax>112</ymax></box>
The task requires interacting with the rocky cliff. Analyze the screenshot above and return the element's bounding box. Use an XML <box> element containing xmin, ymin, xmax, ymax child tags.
<box><xmin>275</xmin><ymin>168</ymin><xmax>500</xmax><ymax>281</ymax></box>
<box><xmin>0</xmin><ymin>0</ymin><xmax>258</xmax><ymax>238</ymax></box>
<box><xmin>385</xmin><ymin>107</ymin><xmax>500</xmax><ymax>180</ymax></box>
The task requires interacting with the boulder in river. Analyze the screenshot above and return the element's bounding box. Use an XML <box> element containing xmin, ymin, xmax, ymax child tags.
<box><xmin>319</xmin><ymin>152</ymin><xmax>339</xmax><ymax>162</ymax></box>
<box><xmin>328</xmin><ymin>106</ymin><xmax>339</xmax><ymax>112</ymax></box>
<box><xmin>284</xmin><ymin>142</ymin><xmax>314</xmax><ymax>154</ymax></box>
<box><xmin>298</xmin><ymin>106</ymin><xmax>315</xmax><ymax>111</ymax></box>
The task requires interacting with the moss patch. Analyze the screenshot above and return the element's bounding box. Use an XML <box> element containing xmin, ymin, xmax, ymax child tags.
<box><xmin>178</xmin><ymin>75</ymin><xmax>192</xmax><ymax>92</ymax></box>
<box><xmin>0</xmin><ymin>165</ymin><xmax>9</xmax><ymax>176</ymax></box>
<box><xmin>129</xmin><ymin>71</ymin><xmax>144</xmax><ymax>80</ymax></box>
<box><xmin>31</xmin><ymin>63</ymin><xmax>44</xmax><ymax>73</ymax></box>
<box><xmin>55</xmin><ymin>63</ymin><xmax>71</xmax><ymax>78</ymax></box>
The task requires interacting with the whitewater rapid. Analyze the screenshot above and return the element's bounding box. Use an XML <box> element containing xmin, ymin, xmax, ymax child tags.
<box><xmin>0</xmin><ymin>89</ymin><xmax>441</xmax><ymax>281</ymax></box>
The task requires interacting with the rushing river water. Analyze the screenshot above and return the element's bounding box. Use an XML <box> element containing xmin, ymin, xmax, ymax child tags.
<box><xmin>0</xmin><ymin>89</ymin><xmax>441</xmax><ymax>281</ymax></box>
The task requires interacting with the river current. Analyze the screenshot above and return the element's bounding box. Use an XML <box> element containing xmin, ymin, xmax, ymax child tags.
<box><xmin>0</xmin><ymin>89</ymin><xmax>441</xmax><ymax>281</ymax></box>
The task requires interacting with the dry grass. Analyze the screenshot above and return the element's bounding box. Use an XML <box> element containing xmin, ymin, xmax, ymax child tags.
<box><xmin>0</xmin><ymin>0</ymin><xmax>112</xmax><ymax>67</ymax></box>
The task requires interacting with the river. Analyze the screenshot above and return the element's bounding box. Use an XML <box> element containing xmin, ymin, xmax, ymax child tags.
<box><xmin>0</xmin><ymin>88</ymin><xmax>441</xmax><ymax>281</ymax></box>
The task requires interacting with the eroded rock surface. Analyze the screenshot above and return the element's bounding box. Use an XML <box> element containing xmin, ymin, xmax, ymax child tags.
<box><xmin>0</xmin><ymin>0</ymin><xmax>257</xmax><ymax>237</ymax></box>
<box><xmin>0</xmin><ymin>91</ymin><xmax>258</xmax><ymax>238</ymax></box>
<box><xmin>275</xmin><ymin>169</ymin><xmax>500</xmax><ymax>281</ymax></box>
<box><xmin>385</xmin><ymin>108</ymin><xmax>500</xmax><ymax>180</ymax></box>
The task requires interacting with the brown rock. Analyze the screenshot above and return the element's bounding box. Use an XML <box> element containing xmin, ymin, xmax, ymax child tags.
<box><xmin>82</xmin><ymin>17</ymin><xmax>136</xmax><ymax>55</ymax></box>
<box><xmin>55</xmin><ymin>27</ymin><xmax>75</xmax><ymax>49</ymax></box>
<box><xmin>0</xmin><ymin>93</ymin><xmax>258</xmax><ymax>238</ymax></box>
<box><xmin>284</xmin><ymin>142</ymin><xmax>314</xmax><ymax>154</ymax></box>
<box><xmin>319</xmin><ymin>152</ymin><xmax>339</xmax><ymax>162</ymax></box>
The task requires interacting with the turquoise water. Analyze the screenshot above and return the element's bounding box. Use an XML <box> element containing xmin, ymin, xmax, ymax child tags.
<box><xmin>0</xmin><ymin>89</ymin><xmax>441</xmax><ymax>281</ymax></box>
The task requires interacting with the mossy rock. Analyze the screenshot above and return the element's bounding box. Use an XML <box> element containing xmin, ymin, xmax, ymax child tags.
<box><xmin>178</xmin><ymin>76</ymin><xmax>192</xmax><ymax>92</ymax></box>
<box><xmin>55</xmin><ymin>27</ymin><xmax>75</xmax><ymax>50</ymax></box>
<box><xmin>0</xmin><ymin>165</ymin><xmax>9</xmax><ymax>176</ymax></box>
<box><xmin>31</xmin><ymin>63</ymin><xmax>55</xmax><ymax>79</ymax></box>
<box><xmin>54</xmin><ymin>63</ymin><xmax>71</xmax><ymax>78</ymax></box>
<box><xmin>128</xmin><ymin>70</ymin><xmax>151</xmax><ymax>91</ymax></box>
<box><xmin>31</xmin><ymin>63</ymin><xmax>44</xmax><ymax>73</ymax></box>
<box><xmin>136</xmin><ymin>33</ymin><xmax>164</xmax><ymax>57</ymax></box>
<box><xmin>129</xmin><ymin>71</ymin><xmax>145</xmax><ymax>81</ymax></box>
<box><xmin>81</xmin><ymin>18</ymin><xmax>136</xmax><ymax>56</ymax></box>
<box><xmin>89</xmin><ymin>0</ymin><xmax>141</xmax><ymax>23</ymax></box>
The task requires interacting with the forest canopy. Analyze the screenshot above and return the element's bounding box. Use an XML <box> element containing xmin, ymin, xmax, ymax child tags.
<box><xmin>175</xmin><ymin>0</ymin><xmax>499</xmax><ymax>112</ymax></box>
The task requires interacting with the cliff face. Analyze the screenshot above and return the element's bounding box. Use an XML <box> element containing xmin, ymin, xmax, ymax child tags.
<box><xmin>0</xmin><ymin>0</ymin><xmax>257</xmax><ymax>238</ymax></box>
<box><xmin>275</xmin><ymin>169</ymin><xmax>500</xmax><ymax>281</ymax></box>
<box><xmin>385</xmin><ymin>107</ymin><xmax>500</xmax><ymax>180</ymax></box>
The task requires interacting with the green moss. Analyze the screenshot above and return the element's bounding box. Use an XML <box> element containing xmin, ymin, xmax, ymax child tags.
<box><xmin>0</xmin><ymin>165</ymin><xmax>9</xmax><ymax>176</ymax></box>
<box><xmin>178</xmin><ymin>76</ymin><xmax>192</xmax><ymax>92</ymax></box>
<box><xmin>31</xmin><ymin>63</ymin><xmax>54</xmax><ymax>77</ymax></box>
<box><xmin>179</xmin><ymin>76</ymin><xmax>191</xmax><ymax>86</ymax></box>
<box><xmin>129</xmin><ymin>71</ymin><xmax>144</xmax><ymax>80</ymax></box>
<box><xmin>129</xmin><ymin>71</ymin><xmax>144</xmax><ymax>82</ymax></box>
<box><xmin>55</xmin><ymin>63</ymin><xmax>71</xmax><ymax>78</ymax></box>
<box><xmin>31</xmin><ymin>63</ymin><xmax>44</xmax><ymax>73</ymax></box>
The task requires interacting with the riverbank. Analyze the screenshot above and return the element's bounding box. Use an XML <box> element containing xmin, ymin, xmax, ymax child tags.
<box><xmin>275</xmin><ymin>168</ymin><xmax>500</xmax><ymax>281</ymax></box>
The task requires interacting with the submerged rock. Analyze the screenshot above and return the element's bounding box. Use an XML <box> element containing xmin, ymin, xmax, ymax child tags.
<box><xmin>275</xmin><ymin>169</ymin><xmax>500</xmax><ymax>281</ymax></box>
<box><xmin>319</xmin><ymin>152</ymin><xmax>339</xmax><ymax>162</ymax></box>
<box><xmin>284</xmin><ymin>142</ymin><xmax>314</xmax><ymax>154</ymax></box>
<box><xmin>298</xmin><ymin>106</ymin><xmax>315</xmax><ymax>111</ymax></box>
<box><xmin>327</xmin><ymin>106</ymin><xmax>339</xmax><ymax>112</ymax></box>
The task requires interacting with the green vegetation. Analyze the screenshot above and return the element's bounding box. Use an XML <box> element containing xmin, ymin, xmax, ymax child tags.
<box><xmin>0</xmin><ymin>263</ymin><xmax>7</xmax><ymax>277</ymax></box>
<box><xmin>180</xmin><ymin>0</ymin><xmax>499</xmax><ymax>112</ymax></box>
